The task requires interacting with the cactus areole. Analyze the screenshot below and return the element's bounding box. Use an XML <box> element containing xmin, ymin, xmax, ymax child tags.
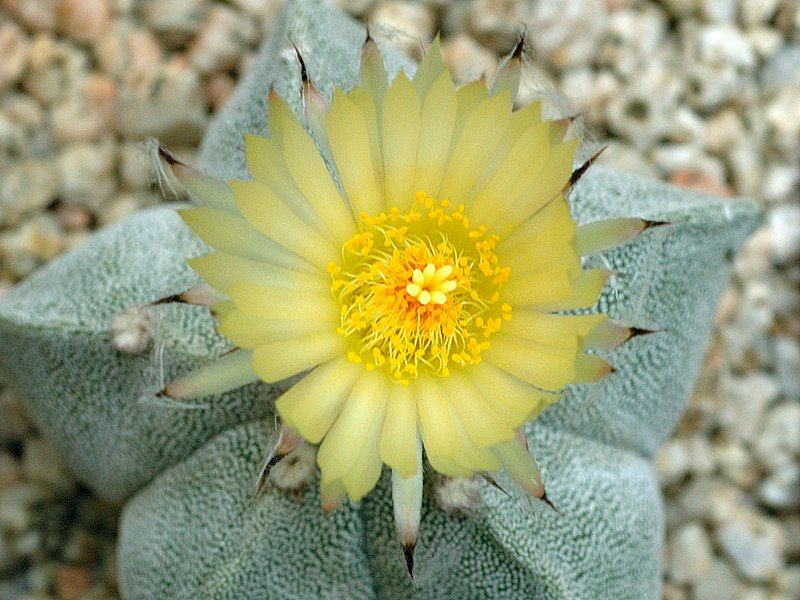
<box><xmin>166</xmin><ymin>34</ymin><xmax>653</xmax><ymax>568</ymax></box>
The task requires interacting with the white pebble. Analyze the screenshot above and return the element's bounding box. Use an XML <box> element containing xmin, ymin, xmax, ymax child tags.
<box><xmin>666</xmin><ymin>521</ymin><xmax>713</xmax><ymax>583</ymax></box>
<box><xmin>716</xmin><ymin>512</ymin><xmax>785</xmax><ymax>582</ymax></box>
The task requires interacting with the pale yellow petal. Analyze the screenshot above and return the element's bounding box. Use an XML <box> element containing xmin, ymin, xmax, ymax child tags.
<box><xmin>179</xmin><ymin>207</ymin><xmax>311</xmax><ymax>271</ymax></box>
<box><xmin>469</xmin><ymin>120</ymin><xmax>551</xmax><ymax>225</ymax></box>
<box><xmin>574</xmin><ymin>217</ymin><xmax>647</xmax><ymax>256</ymax></box>
<box><xmin>168</xmin><ymin>160</ymin><xmax>236</xmax><ymax>212</ymax></box>
<box><xmin>188</xmin><ymin>252</ymin><xmax>328</xmax><ymax>294</ymax></box>
<box><xmin>442</xmin><ymin>377</ymin><xmax>515</xmax><ymax>448</ymax></box>
<box><xmin>379</xmin><ymin>384</ymin><xmax>420</xmax><ymax>477</ymax></box>
<box><xmin>485</xmin><ymin>335</ymin><xmax>578</xmax><ymax>391</ymax></box>
<box><xmin>412</xmin><ymin>36</ymin><xmax>445</xmax><ymax>99</ymax></box>
<box><xmin>491</xmin><ymin>438</ymin><xmax>545</xmax><ymax>497</ymax></box>
<box><xmin>317</xmin><ymin>371</ymin><xmax>387</xmax><ymax>483</ymax></box>
<box><xmin>266</xmin><ymin>100</ymin><xmax>358</xmax><ymax>243</ymax></box>
<box><xmin>231</xmin><ymin>179</ymin><xmax>338</xmax><ymax>268</ymax></box>
<box><xmin>531</xmin><ymin>269</ymin><xmax>610</xmax><ymax>312</ymax></box>
<box><xmin>438</xmin><ymin>90</ymin><xmax>513</xmax><ymax>203</ymax></box>
<box><xmin>381</xmin><ymin>73</ymin><xmax>420</xmax><ymax>210</ymax></box>
<box><xmin>252</xmin><ymin>332</ymin><xmax>346</xmax><ymax>382</ymax></box>
<box><xmin>326</xmin><ymin>88</ymin><xmax>384</xmax><ymax>216</ymax></box>
<box><xmin>502</xmin><ymin>138</ymin><xmax>579</xmax><ymax>231</ymax></box>
<box><xmin>498</xmin><ymin>196</ymin><xmax>573</xmax><ymax>252</ymax></box>
<box><xmin>165</xmin><ymin>349</ymin><xmax>256</xmax><ymax>400</ymax></box>
<box><xmin>217</xmin><ymin>310</ymin><xmax>335</xmax><ymax>348</ymax></box>
<box><xmin>501</xmin><ymin>264</ymin><xmax>574</xmax><ymax>306</ymax></box>
<box><xmin>275</xmin><ymin>356</ymin><xmax>362</xmax><ymax>444</ymax></box>
<box><xmin>358</xmin><ymin>35</ymin><xmax>389</xmax><ymax>99</ymax></box>
<box><xmin>415</xmin><ymin>376</ymin><xmax>461</xmax><ymax>461</ymax></box>
<box><xmin>469</xmin><ymin>362</ymin><xmax>560</xmax><ymax>422</ymax></box>
<box><xmin>244</xmin><ymin>134</ymin><xmax>319</xmax><ymax>226</ymax></box>
<box><xmin>502</xmin><ymin>311</ymin><xmax>607</xmax><ymax>351</ymax></box>
<box><xmin>413</xmin><ymin>70</ymin><xmax>457</xmax><ymax>202</ymax></box>
<box><xmin>227</xmin><ymin>281</ymin><xmax>338</xmax><ymax>322</ymax></box>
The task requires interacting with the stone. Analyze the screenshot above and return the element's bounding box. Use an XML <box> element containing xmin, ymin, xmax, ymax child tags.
<box><xmin>526</xmin><ymin>0</ymin><xmax>609</xmax><ymax>69</ymax></box>
<box><xmin>95</xmin><ymin>24</ymin><xmax>163</xmax><ymax>79</ymax></box>
<box><xmin>54</xmin><ymin>565</ymin><xmax>92</xmax><ymax>600</ymax></box>
<box><xmin>758</xmin><ymin>463</ymin><xmax>800</xmax><ymax>510</ymax></box>
<box><xmin>693</xmin><ymin>559</ymin><xmax>739</xmax><ymax>600</ymax></box>
<box><xmin>768</xmin><ymin>204</ymin><xmax>800</xmax><ymax>264</ymax></box>
<box><xmin>717</xmin><ymin>370</ymin><xmax>779</xmax><ymax>443</ymax></box>
<box><xmin>716</xmin><ymin>512</ymin><xmax>785</xmax><ymax>582</ymax></box>
<box><xmin>57</xmin><ymin>138</ymin><xmax>118</xmax><ymax>210</ymax></box>
<box><xmin>51</xmin><ymin>75</ymin><xmax>117</xmax><ymax>145</ymax></box>
<box><xmin>753</xmin><ymin>401</ymin><xmax>800</xmax><ymax>471</ymax></box>
<box><xmin>21</xmin><ymin>438</ymin><xmax>74</xmax><ymax>493</ymax></box>
<box><xmin>697</xmin><ymin>25</ymin><xmax>755</xmax><ymax>69</ymax></box>
<box><xmin>119</xmin><ymin>142</ymin><xmax>153</xmax><ymax>191</ymax></box>
<box><xmin>666</xmin><ymin>522</ymin><xmax>713</xmax><ymax>584</ymax></box>
<box><xmin>0</xmin><ymin>21</ymin><xmax>30</xmax><ymax>93</ymax></box>
<box><xmin>740</xmin><ymin>0</ymin><xmax>781</xmax><ymax>26</ymax></box>
<box><xmin>188</xmin><ymin>6</ymin><xmax>259</xmax><ymax>74</ymax></box>
<box><xmin>654</xmin><ymin>438</ymin><xmax>689</xmax><ymax>485</ymax></box>
<box><xmin>678</xmin><ymin>477</ymin><xmax>747</xmax><ymax>524</ymax></box>
<box><xmin>0</xmin><ymin>160</ymin><xmax>60</xmax><ymax>228</ymax></box>
<box><xmin>140</xmin><ymin>0</ymin><xmax>208</xmax><ymax>47</ymax></box>
<box><xmin>0</xmin><ymin>214</ymin><xmax>64</xmax><ymax>278</ymax></box>
<box><xmin>713</xmin><ymin>439</ymin><xmax>757</xmax><ymax>488</ymax></box>
<box><xmin>370</xmin><ymin>1</ymin><xmax>436</xmax><ymax>57</ymax></box>
<box><xmin>440</xmin><ymin>34</ymin><xmax>498</xmax><ymax>84</ymax></box>
<box><xmin>56</xmin><ymin>0</ymin><xmax>112</xmax><ymax>43</ymax></box>
<box><xmin>22</xmin><ymin>34</ymin><xmax>88</xmax><ymax>106</ymax></box>
<box><xmin>464</xmin><ymin>0</ymin><xmax>522</xmax><ymax>54</ymax></box>
<box><xmin>116</xmin><ymin>60</ymin><xmax>207</xmax><ymax>144</ymax></box>
<box><xmin>0</xmin><ymin>0</ymin><xmax>57</xmax><ymax>32</ymax></box>
<box><xmin>774</xmin><ymin>335</ymin><xmax>800</xmax><ymax>399</ymax></box>
<box><xmin>701</xmin><ymin>0</ymin><xmax>737</xmax><ymax>22</ymax></box>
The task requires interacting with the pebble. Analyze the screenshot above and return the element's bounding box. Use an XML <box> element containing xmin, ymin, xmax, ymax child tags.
<box><xmin>54</xmin><ymin>565</ymin><xmax>92</xmax><ymax>600</ymax></box>
<box><xmin>56</xmin><ymin>0</ymin><xmax>113</xmax><ymax>43</ymax></box>
<box><xmin>666</xmin><ymin>521</ymin><xmax>713</xmax><ymax>583</ymax></box>
<box><xmin>774</xmin><ymin>336</ymin><xmax>800</xmax><ymax>399</ymax></box>
<box><xmin>21</xmin><ymin>438</ymin><xmax>74</xmax><ymax>494</ymax></box>
<box><xmin>693</xmin><ymin>558</ymin><xmax>740</xmax><ymax>600</ymax></box>
<box><xmin>757</xmin><ymin>463</ymin><xmax>800</xmax><ymax>510</ymax></box>
<box><xmin>370</xmin><ymin>1</ymin><xmax>437</xmax><ymax>57</ymax></box>
<box><xmin>740</xmin><ymin>0</ymin><xmax>782</xmax><ymax>27</ymax></box>
<box><xmin>767</xmin><ymin>204</ymin><xmax>800</xmax><ymax>264</ymax></box>
<box><xmin>140</xmin><ymin>0</ymin><xmax>208</xmax><ymax>47</ymax></box>
<box><xmin>654</xmin><ymin>438</ymin><xmax>689</xmax><ymax>486</ymax></box>
<box><xmin>115</xmin><ymin>60</ymin><xmax>207</xmax><ymax>144</ymax></box>
<box><xmin>188</xmin><ymin>6</ymin><xmax>258</xmax><ymax>74</ymax></box>
<box><xmin>440</xmin><ymin>34</ymin><xmax>498</xmax><ymax>84</ymax></box>
<box><xmin>716</xmin><ymin>512</ymin><xmax>785</xmax><ymax>582</ymax></box>
<box><xmin>0</xmin><ymin>160</ymin><xmax>60</xmax><ymax>228</ymax></box>
<box><xmin>94</xmin><ymin>24</ymin><xmax>163</xmax><ymax>79</ymax></box>
<box><xmin>678</xmin><ymin>477</ymin><xmax>747</xmax><ymax>524</ymax></box>
<box><xmin>0</xmin><ymin>21</ymin><xmax>30</xmax><ymax>93</ymax></box>
<box><xmin>464</xmin><ymin>0</ymin><xmax>522</xmax><ymax>54</ymax></box>
<box><xmin>0</xmin><ymin>214</ymin><xmax>64</xmax><ymax>278</ymax></box>
<box><xmin>753</xmin><ymin>401</ymin><xmax>800</xmax><ymax>471</ymax></box>
<box><xmin>51</xmin><ymin>75</ymin><xmax>117</xmax><ymax>145</ymax></box>
<box><xmin>22</xmin><ymin>34</ymin><xmax>88</xmax><ymax>106</ymax></box>
<box><xmin>0</xmin><ymin>0</ymin><xmax>57</xmax><ymax>32</ymax></box>
<box><xmin>57</xmin><ymin>138</ymin><xmax>118</xmax><ymax>210</ymax></box>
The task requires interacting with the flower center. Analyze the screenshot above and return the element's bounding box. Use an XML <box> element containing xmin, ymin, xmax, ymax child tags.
<box><xmin>329</xmin><ymin>192</ymin><xmax>511</xmax><ymax>384</ymax></box>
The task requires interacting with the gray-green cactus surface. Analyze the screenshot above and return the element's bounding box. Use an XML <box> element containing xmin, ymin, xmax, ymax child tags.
<box><xmin>0</xmin><ymin>0</ymin><xmax>760</xmax><ymax>598</ymax></box>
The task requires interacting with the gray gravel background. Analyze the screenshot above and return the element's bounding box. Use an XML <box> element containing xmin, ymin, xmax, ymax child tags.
<box><xmin>0</xmin><ymin>1</ymin><xmax>798</xmax><ymax>599</ymax></box>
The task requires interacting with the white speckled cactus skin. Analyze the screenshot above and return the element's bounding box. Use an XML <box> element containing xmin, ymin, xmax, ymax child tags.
<box><xmin>0</xmin><ymin>1</ymin><xmax>760</xmax><ymax>598</ymax></box>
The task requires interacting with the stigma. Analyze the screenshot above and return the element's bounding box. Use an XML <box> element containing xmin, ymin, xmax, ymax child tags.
<box><xmin>406</xmin><ymin>263</ymin><xmax>458</xmax><ymax>305</ymax></box>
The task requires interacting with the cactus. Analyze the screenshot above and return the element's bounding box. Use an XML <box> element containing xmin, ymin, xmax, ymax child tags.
<box><xmin>0</xmin><ymin>1</ymin><xmax>760</xmax><ymax>598</ymax></box>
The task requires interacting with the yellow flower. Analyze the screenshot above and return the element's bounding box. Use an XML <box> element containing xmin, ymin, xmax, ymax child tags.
<box><xmin>164</xmin><ymin>35</ymin><xmax>647</xmax><ymax>562</ymax></box>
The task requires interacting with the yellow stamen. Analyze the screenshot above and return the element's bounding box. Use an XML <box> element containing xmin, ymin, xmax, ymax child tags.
<box><xmin>329</xmin><ymin>192</ymin><xmax>511</xmax><ymax>380</ymax></box>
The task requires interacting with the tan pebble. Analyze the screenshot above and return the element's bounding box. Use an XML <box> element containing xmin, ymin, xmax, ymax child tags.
<box><xmin>0</xmin><ymin>22</ymin><xmax>30</xmax><ymax>93</ymax></box>
<box><xmin>204</xmin><ymin>72</ymin><xmax>236</xmax><ymax>112</ymax></box>
<box><xmin>52</xmin><ymin>75</ymin><xmax>117</xmax><ymax>144</ymax></box>
<box><xmin>58</xmin><ymin>138</ymin><xmax>119</xmax><ymax>210</ymax></box>
<box><xmin>188</xmin><ymin>6</ymin><xmax>259</xmax><ymax>74</ymax></box>
<box><xmin>56</xmin><ymin>0</ymin><xmax>112</xmax><ymax>43</ymax></box>
<box><xmin>370</xmin><ymin>1</ymin><xmax>436</xmax><ymax>58</ymax></box>
<box><xmin>440</xmin><ymin>34</ymin><xmax>497</xmax><ymax>85</ymax></box>
<box><xmin>55</xmin><ymin>204</ymin><xmax>92</xmax><ymax>231</ymax></box>
<box><xmin>95</xmin><ymin>24</ymin><xmax>162</xmax><ymax>78</ymax></box>
<box><xmin>669</xmin><ymin>170</ymin><xmax>732</xmax><ymax>197</ymax></box>
<box><xmin>22</xmin><ymin>33</ymin><xmax>88</xmax><ymax>106</ymax></box>
<box><xmin>54</xmin><ymin>565</ymin><xmax>93</xmax><ymax>600</ymax></box>
<box><xmin>0</xmin><ymin>0</ymin><xmax>57</xmax><ymax>32</ymax></box>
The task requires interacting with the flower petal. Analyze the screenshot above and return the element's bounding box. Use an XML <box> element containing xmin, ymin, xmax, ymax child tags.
<box><xmin>531</xmin><ymin>269</ymin><xmax>611</xmax><ymax>312</ymax></box>
<box><xmin>188</xmin><ymin>252</ymin><xmax>328</xmax><ymax>294</ymax></box>
<box><xmin>326</xmin><ymin>88</ymin><xmax>384</xmax><ymax>216</ymax></box>
<box><xmin>379</xmin><ymin>383</ymin><xmax>420</xmax><ymax>477</ymax></box>
<box><xmin>226</xmin><ymin>281</ymin><xmax>338</xmax><ymax>321</ymax></box>
<box><xmin>491</xmin><ymin>438</ymin><xmax>545</xmax><ymax>498</ymax></box>
<box><xmin>469</xmin><ymin>362</ymin><xmax>560</xmax><ymax>422</ymax></box>
<box><xmin>381</xmin><ymin>73</ymin><xmax>420</xmax><ymax>211</ymax></box>
<box><xmin>179</xmin><ymin>207</ymin><xmax>311</xmax><ymax>271</ymax></box>
<box><xmin>217</xmin><ymin>311</ymin><xmax>335</xmax><ymax>347</ymax></box>
<box><xmin>412</xmin><ymin>36</ymin><xmax>445</xmax><ymax>99</ymax></box>
<box><xmin>485</xmin><ymin>335</ymin><xmax>578</xmax><ymax>391</ymax></box>
<box><xmin>231</xmin><ymin>179</ymin><xmax>338</xmax><ymax>268</ymax></box>
<box><xmin>439</xmin><ymin>90</ymin><xmax>513</xmax><ymax>203</ymax></box>
<box><xmin>164</xmin><ymin>349</ymin><xmax>257</xmax><ymax>400</ymax></box>
<box><xmin>275</xmin><ymin>356</ymin><xmax>361</xmax><ymax>444</ymax></box>
<box><xmin>502</xmin><ymin>311</ymin><xmax>607</xmax><ymax>351</ymax></box>
<box><xmin>317</xmin><ymin>371</ymin><xmax>387</xmax><ymax>486</ymax></box>
<box><xmin>442</xmin><ymin>377</ymin><xmax>516</xmax><ymax>448</ymax></box>
<box><xmin>252</xmin><ymin>333</ymin><xmax>346</xmax><ymax>382</ymax></box>
<box><xmin>415</xmin><ymin>376</ymin><xmax>462</xmax><ymax>461</ymax></box>
<box><xmin>413</xmin><ymin>70</ymin><xmax>457</xmax><ymax>203</ymax></box>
